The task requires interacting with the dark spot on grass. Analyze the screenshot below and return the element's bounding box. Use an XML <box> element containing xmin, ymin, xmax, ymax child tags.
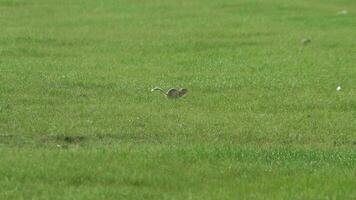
<box><xmin>124</xmin><ymin>178</ymin><xmax>148</xmax><ymax>187</ymax></box>
<box><xmin>37</xmin><ymin>133</ymin><xmax>163</xmax><ymax>147</ymax></box>
<box><xmin>130</xmin><ymin>180</ymin><xmax>145</xmax><ymax>187</ymax></box>
<box><xmin>61</xmin><ymin>135</ymin><xmax>86</xmax><ymax>144</ymax></box>
<box><xmin>40</xmin><ymin>135</ymin><xmax>87</xmax><ymax>145</ymax></box>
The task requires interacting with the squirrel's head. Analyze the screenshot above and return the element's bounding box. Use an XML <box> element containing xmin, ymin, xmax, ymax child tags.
<box><xmin>179</xmin><ymin>88</ymin><xmax>188</xmax><ymax>96</ymax></box>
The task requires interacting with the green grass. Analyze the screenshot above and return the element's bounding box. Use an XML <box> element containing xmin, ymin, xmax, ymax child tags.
<box><xmin>1</xmin><ymin>146</ymin><xmax>355</xmax><ymax>199</ymax></box>
<box><xmin>0</xmin><ymin>0</ymin><xmax>356</xmax><ymax>199</ymax></box>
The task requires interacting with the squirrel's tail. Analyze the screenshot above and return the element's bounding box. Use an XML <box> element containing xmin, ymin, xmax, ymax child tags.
<box><xmin>151</xmin><ymin>87</ymin><xmax>165</xmax><ymax>94</ymax></box>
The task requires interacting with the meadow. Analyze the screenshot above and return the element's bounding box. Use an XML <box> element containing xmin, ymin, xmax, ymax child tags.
<box><xmin>0</xmin><ymin>0</ymin><xmax>355</xmax><ymax>199</ymax></box>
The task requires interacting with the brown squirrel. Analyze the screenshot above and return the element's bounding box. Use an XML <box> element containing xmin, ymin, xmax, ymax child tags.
<box><xmin>151</xmin><ymin>87</ymin><xmax>188</xmax><ymax>99</ymax></box>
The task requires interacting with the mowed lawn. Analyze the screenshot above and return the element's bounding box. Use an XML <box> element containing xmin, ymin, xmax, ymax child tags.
<box><xmin>0</xmin><ymin>0</ymin><xmax>355</xmax><ymax>199</ymax></box>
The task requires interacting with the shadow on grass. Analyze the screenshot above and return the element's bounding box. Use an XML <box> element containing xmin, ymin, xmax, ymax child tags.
<box><xmin>0</xmin><ymin>132</ymin><xmax>164</xmax><ymax>147</ymax></box>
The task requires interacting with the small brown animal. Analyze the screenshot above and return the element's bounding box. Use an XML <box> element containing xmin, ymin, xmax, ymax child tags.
<box><xmin>151</xmin><ymin>87</ymin><xmax>188</xmax><ymax>99</ymax></box>
<box><xmin>301</xmin><ymin>38</ymin><xmax>311</xmax><ymax>45</ymax></box>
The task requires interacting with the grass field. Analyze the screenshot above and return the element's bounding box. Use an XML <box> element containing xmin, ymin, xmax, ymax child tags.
<box><xmin>1</xmin><ymin>0</ymin><xmax>356</xmax><ymax>199</ymax></box>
